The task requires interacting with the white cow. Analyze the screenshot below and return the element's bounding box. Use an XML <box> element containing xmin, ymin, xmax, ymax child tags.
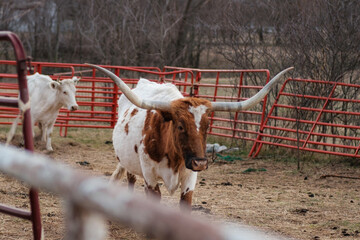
<box><xmin>27</xmin><ymin>73</ymin><xmax>79</xmax><ymax>151</ymax></box>
<box><xmin>7</xmin><ymin>73</ymin><xmax>80</xmax><ymax>151</ymax></box>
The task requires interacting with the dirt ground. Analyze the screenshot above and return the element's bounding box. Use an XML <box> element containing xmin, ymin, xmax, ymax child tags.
<box><xmin>0</xmin><ymin>127</ymin><xmax>360</xmax><ymax>240</ymax></box>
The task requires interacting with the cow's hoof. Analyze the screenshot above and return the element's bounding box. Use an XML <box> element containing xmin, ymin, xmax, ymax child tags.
<box><xmin>46</xmin><ymin>147</ymin><xmax>54</xmax><ymax>152</ymax></box>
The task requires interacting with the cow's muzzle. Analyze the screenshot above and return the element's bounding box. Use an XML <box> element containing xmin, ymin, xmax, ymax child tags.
<box><xmin>70</xmin><ymin>105</ymin><xmax>78</xmax><ymax>111</ymax></box>
<box><xmin>188</xmin><ymin>157</ymin><xmax>208</xmax><ymax>171</ymax></box>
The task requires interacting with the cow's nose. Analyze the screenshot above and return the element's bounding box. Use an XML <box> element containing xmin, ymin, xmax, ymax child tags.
<box><xmin>71</xmin><ymin>105</ymin><xmax>78</xmax><ymax>111</ymax></box>
<box><xmin>191</xmin><ymin>157</ymin><xmax>208</xmax><ymax>171</ymax></box>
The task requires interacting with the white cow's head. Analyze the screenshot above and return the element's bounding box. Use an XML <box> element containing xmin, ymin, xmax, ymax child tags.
<box><xmin>50</xmin><ymin>76</ymin><xmax>80</xmax><ymax>111</ymax></box>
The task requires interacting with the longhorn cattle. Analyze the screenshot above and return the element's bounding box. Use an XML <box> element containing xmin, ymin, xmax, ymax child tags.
<box><xmin>8</xmin><ymin>73</ymin><xmax>80</xmax><ymax>151</ymax></box>
<box><xmin>87</xmin><ymin>64</ymin><xmax>293</xmax><ymax>209</ymax></box>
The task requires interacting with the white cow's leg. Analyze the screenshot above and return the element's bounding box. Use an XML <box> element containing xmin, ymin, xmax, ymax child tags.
<box><xmin>144</xmin><ymin>181</ymin><xmax>161</xmax><ymax>201</ymax></box>
<box><xmin>143</xmin><ymin>172</ymin><xmax>161</xmax><ymax>201</ymax></box>
<box><xmin>31</xmin><ymin>118</ymin><xmax>36</xmax><ymax>139</ymax></box>
<box><xmin>110</xmin><ymin>161</ymin><xmax>126</xmax><ymax>182</ymax></box>
<box><xmin>45</xmin><ymin>122</ymin><xmax>55</xmax><ymax>151</ymax></box>
<box><xmin>39</xmin><ymin>122</ymin><xmax>47</xmax><ymax>142</ymax></box>
<box><xmin>126</xmin><ymin>172</ymin><xmax>137</xmax><ymax>191</ymax></box>
<box><xmin>179</xmin><ymin>170</ymin><xmax>198</xmax><ymax>210</ymax></box>
<box><xmin>139</xmin><ymin>155</ymin><xmax>161</xmax><ymax>201</ymax></box>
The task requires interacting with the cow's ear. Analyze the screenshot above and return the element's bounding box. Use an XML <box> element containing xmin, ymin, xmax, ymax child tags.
<box><xmin>72</xmin><ymin>77</ymin><xmax>80</xmax><ymax>85</ymax></box>
<box><xmin>160</xmin><ymin>111</ymin><xmax>173</xmax><ymax>122</ymax></box>
<box><xmin>50</xmin><ymin>81</ymin><xmax>60</xmax><ymax>89</ymax></box>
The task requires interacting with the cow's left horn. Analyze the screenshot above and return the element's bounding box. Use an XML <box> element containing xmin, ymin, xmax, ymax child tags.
<box><xmin>85</xmin><ymin>63</ymin><xmax>171</xmax><ymax>111</ymax></box>
<box><xmin>74</xmin><ymin>74</ymin><xmax>82</xmax><ymax>82</ymax></box>
<box><xmin>210</xmin><ymin>67</ymin><xmax>294</xmax><ymax>112</ymax></box>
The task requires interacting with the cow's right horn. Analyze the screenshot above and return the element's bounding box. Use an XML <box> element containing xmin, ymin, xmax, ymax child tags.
<box><xmin>210</xmin><ymin>67</ymin><xmax>294</xmax><ymax>112</ymax></box>
<box><xmin>86</xmin><ymin>63</ymin><xmax>171</xmax><ymax>111</ymax></box>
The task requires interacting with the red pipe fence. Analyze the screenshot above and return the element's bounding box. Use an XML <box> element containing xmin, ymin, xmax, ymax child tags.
<box><xmin>249</xmin><ymin>78</ymin><xmax>360</xmax><ymax>158</ymax></box>
<box><xmin>0</xmin><ymin>61</ymin><xmax>194</xmax><ymax>136</ymax></box>
<box><xmin>1</xmin><ymin>60</ymin><xmax>359</xmax><ymax>159</ymax></box>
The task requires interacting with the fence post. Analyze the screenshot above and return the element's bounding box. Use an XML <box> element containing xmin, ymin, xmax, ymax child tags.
<box><xmin>91</xmin><ymin>68</ymin><xmax>96</xmax><ymax>118</ymax></box>
<box><xmin>232</xmin><ymin>72</ymin><xmax>244</xmax><ymax>139</ymax></box>
<box><xmin>209</xmin><ymin>72</ymin><xmax>220</xmax><ymax>134</ymax></box>
<box><xmin>65</xmin><ymin>200</ymin><xmax>107</xmax><ymax>240</ymax></box>
<box><xmin>111</xmin><ymin>68</ymin><xmax>120</xmax><ymax>128</ymax></box>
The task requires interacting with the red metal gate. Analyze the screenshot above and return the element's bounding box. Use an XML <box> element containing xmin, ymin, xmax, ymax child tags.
<box><xmin>2</xmin><ymin>62</ymin><xmax>272</xmax><ymax>142</ymax></box>
<box><xmin>0</xmin><ymin>31</ymin><xmax>42</xmax><ymax>240</ymax></box>
<box><xmin>249</xmin><ymin>78</ymin><xmax>360</xmax><ymax>158</ymax></box>
<box><xmin>0</xmin><ymin>61</ymin><xmax>194</xmax><ymax>136</ymax></box>
<box><xmin>1</xmin><ymin>60</ymin><xmax>360</xmax><ymax>159</ymax></box>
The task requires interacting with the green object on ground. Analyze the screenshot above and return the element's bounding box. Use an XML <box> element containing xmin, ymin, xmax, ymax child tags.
<box><xmin>242</xmin><ymin>168</ymin><xmax>267</xmax><ymax>173</ymax></box>
<box><xmin>215</xmin><ymin>153</ymin><xmax>243</xmax><ymax>162</ymax></box>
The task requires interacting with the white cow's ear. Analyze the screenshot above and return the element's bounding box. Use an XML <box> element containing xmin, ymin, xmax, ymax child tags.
<box><xmin>50</xmin><ymin>81</ymin><xmax>60</xmax><ymax>89</ymax></box>
<box><xmin>73</xmin><ymin>77</ymin><xmax>80</xmax><ymax>85</ymax></box>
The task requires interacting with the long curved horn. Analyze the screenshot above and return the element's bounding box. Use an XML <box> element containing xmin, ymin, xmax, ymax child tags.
<box><xmin>85</xmin><ymin>63</ymin><xmax>171</xmax><ymax>111</ymax></box>
<box><xmin>210</xmin><ymin>67</ymin><xmax>294</xmax><ymax>112</ymax></box>
<box><xmin>78</xmin><ymin>71</ymin><xmax>83</xmax><ymax>81</ymax></box>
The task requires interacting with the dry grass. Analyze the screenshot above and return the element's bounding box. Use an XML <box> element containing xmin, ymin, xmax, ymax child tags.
<box><xmin>0</xmin><ymin>127</ymin><xmax>360</xmax><ymax>239</ymax></box>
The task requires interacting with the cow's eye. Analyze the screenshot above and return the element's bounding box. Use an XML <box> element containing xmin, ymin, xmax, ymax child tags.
<box><xmin>178</xmin><ymin>125</ymin><xmax>184</xmax><ymax>131</ymax></box>
<box><xmin>63</xmin><ymin>91</ymin><xmax>67</xmax><ymax>95</ymax></box>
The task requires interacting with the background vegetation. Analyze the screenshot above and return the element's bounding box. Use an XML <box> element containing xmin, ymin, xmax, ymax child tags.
<box><xmin>1</xmin><ymin>0</ymin><xmax>359</xmax><ymax>84</ymax></box>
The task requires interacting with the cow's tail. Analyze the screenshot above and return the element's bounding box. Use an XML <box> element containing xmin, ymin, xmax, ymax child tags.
<box><xmin>6</xmin><ymin>114</ymin><xmax>21</xmax><ymax>146</ymax></box>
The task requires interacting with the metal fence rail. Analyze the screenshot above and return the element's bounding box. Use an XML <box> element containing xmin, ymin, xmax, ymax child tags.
<box><xmin>0</xmin><ymin>144</ymin><xmax>288</xmax><ymax>240</ymax></box>
<box><xmin>1</xmin><ymin>61</ymin><xmax>270</xmax><ymax>141</ymax></box>
<box><xmin>0</xmin><ymin>61</ymin><xmax>193</xmax><ymax>136</ymax></box>
<box><xmin>249</xmin><ymin>78</ymin><xmax>360</xmax><ymax>158</ymax></box>
<box><xmin>1</xmin><ymin>60</ymin><xmax>360</xmax><ymax>159</ymax></box>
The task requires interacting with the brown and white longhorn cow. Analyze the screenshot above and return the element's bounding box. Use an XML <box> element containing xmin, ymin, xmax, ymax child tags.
<box><xmin>87</xmin><ymin>64</ymin><xmax>293</xmax><ymax>209</ymax></box>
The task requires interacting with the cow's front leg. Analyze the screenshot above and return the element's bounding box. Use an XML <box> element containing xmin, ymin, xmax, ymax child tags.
<box><xmin>179</xmin><ymin>171</ymin><xmax>198</xmax><ymax>210</ymax></box>
<box><xmin>45</xmin><ymin>122</ymin><xmax>55</xmax><ymax>151</ymax></box>
<box><xmin>31</xmin><ymin>118</ymin><xmax>36</xmax><ymax>139</ymax></box>
<box><xmin>144</xmin><ymin>181</ymin><xmax>161</xmax><ymax>201</ymax></box>
<box><xmin>39</xmin><ymin>122</ymin><xmax>47</xmax><ymax>142</ymax></box>
<box><xmin>143</xmin><ymin>171</ymin><xmax>161</xmax><ymax>201</ymax></box>
<box><xmin>141</xmin><ymin>159</ymin><xmax>161</xmax><ymax>201</ymax></box>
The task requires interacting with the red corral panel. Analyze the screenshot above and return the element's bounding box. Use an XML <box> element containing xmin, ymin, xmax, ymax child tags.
<box><xmin>249</xmin><ymin>78</ymin><xmax>360</xmax><ymax>158</ymax></box>
<box><xmin>1</xmin><ymin>60</ymin><xmax>360</xmax><ymax>159</ymax></box>
<box><xmin>163</xmin><ymin>66</ymin><xmax>271</xmax><ymax>143</ymax></box>
<box><xmin>0</xmin><ymin>61</ymin><xmax>193</xmax><ymax>136</ymax></box>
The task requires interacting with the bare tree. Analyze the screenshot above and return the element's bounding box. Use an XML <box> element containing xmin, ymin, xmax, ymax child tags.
<box><xmin>1</xmin><ymin>0</ymin><xmax>359</xmax><ymax>75</ymax></box>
